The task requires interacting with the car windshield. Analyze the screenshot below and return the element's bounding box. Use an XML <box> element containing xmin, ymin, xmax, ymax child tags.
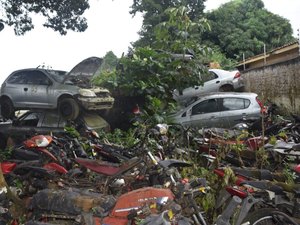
<box><xmin>47</xmin><ymin>70</ymin><xmax>68</xmax><ymax>83</ymax></box>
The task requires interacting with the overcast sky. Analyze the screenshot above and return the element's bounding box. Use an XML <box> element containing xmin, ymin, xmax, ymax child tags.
<box><xmin>0</xmin><ymin>0</ymin><xmax>299</xmax><ymax>84</ymax></box>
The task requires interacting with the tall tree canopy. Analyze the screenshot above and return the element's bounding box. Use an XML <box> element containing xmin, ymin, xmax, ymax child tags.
<box><xmin>0</xmin><ymin>0</ymin><xmax>89</xmax><ymax>35</ymax></box>
<box><xmin>100</xmin><ymin>51</ymin><xmax>119</xmax><ymax>72</ymax></box>
<box><xmin>95</xmin><ymin>6</ymin><xmax>211</xmax><ymax>116</ymax></box>
<box><xmin>130</xmin><ymin>0</ymin><xmax>206</xmax><ymax>47</ymax></box>
<box><xmin>202</xmin><ymin>0</ymin><xmax>295</xmax><ymax>60</ymax></box>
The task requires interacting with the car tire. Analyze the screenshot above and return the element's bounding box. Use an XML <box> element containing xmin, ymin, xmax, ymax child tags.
<box><xmin>219</xmin><ymin>85</ymin><xmax>234</xmax><ymax>92</ymax></box>
<box><xmin>58</xmin><ymin>98</ymin><xmax>80</xmax><ymax>120</ymax></box>
<box><xmin>0</xmin><ymin>97</ymin><xmax>15</xmax><ymax>119</ymax></box>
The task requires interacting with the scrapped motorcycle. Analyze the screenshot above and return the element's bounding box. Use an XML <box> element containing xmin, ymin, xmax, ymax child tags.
<box><xmin>1</xmin><ymin>160</ymin><xmax>67</xmax><ymax>198</ymax></box>
<box><xmin>11</xmin><ymin>135</ymin><xmax>59</xmax><ymax>163</ymax></box>
<box><xmin>70</xmin><ymin>145</ymin><xmax>192</xmax><ymax>194</ymax></box>
<box><xmin>25</xmin><ymin>178</ymin><xmax>243</xmax><ymax>225</ymax></box>
<box><xmin>25</xmin><ymin>186</ymin><xmax>178</xmax><ymax>225</ymax></box>
<box><xmin>214</xmin><ymin>167</ymin><xmax>300</xmax><ymax>225</ymax></box>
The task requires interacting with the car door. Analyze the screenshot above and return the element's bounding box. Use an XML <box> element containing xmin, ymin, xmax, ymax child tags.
<box><xmin>23</xmin><ymin>71</ymin><xmax>53</xmax><ymax>108</ymax></box>
<box><xmin>219</xmin><ymin>97</ymin><xmax>251</xmax><ymax>127</ymax></box>
<box><xmin>181</xmin><ymin>98</ymin><xmax>222</xmax><ymax>128</ymax></box>
<box><xmin>199</xmin><ymin>70</ymin><xmax>221</xmax><ymax>93</ymax></box>
<box><xmin>177</xmin><ymin>72</ymin><xmax>219</xmax><ymax>105</ymax></box>
<box><xmin>4</xmin><ymin>71</ymin><xmax>29</xmax><ymax>107</ymax></box>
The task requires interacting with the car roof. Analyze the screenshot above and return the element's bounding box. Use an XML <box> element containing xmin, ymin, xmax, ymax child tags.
<box><xmin>192</xmin><ymin>91</ymin><xmax>257</xmax><ymax>99</ymax></box>
<box><xmin>3</xmin><ymin>56</ymin><xmax>102</xmax><ymax>83</ymax></box>
<box><xmin>209</xmin><ymin>68</ymin><xmax>239</xmax><ymax>77</ymax></box>
<box><xmin>182</xmin><ymin>92</ymin><xmax>258</xmax><ymax>107</ymax></box>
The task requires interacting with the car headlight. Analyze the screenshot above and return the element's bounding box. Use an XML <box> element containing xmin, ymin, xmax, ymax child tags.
<box><xmin>79</xmin><ymin>89</ymin><xmax>96</xmax><ymax>97</ymax></box>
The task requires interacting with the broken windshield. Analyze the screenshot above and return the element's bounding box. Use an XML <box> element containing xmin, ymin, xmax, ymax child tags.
<box><xmin>47</xmin><ymin>70</ymin><xmax>68</xmax><ymax>83</ymax></box>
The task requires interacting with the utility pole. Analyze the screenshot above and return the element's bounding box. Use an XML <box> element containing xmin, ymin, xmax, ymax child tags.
<box><xmin>298</xmin><ymin>29</ymin><xmax>300</xmax><ymax>56</ymax></box>
<box><xmin>263</xmin><ymin>44</ymin><xmax>266</xmax><ymax>65</ymax></box>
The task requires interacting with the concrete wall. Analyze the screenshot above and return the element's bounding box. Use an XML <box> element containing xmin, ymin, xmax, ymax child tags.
<box><xmin>242</xmin><ymin>56</ymin><xmax>300</xmax><ymax>114</ymax></box>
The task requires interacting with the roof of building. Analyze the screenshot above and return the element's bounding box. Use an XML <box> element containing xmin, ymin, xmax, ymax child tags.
<box><xmin>237</xmin><ymin>40</ymin><xmax>299</xmax><ymax>67</ymax></box>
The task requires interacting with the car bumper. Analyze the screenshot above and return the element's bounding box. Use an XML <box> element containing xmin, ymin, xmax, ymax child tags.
<box><xmin>78</xmin><ymin>97</ymin><xmax>115</xmax><ymax>110</ymax></box>
<box><xmin>233</xmin><ymin>78</ymin><xmax>245</xmax><ymax>90</ymax></box>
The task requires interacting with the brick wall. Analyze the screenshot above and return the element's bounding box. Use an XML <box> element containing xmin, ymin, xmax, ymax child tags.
<box><xmin>242</xmin><ymin>56</ymin><xmax>300</xmax><ymax>114</ymax></box>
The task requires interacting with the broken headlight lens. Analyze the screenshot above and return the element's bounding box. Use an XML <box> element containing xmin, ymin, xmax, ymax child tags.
<box><xmin>79</xmin><ymin>89</ymin><xmax>96</xmax><ymax>97</ymax></box>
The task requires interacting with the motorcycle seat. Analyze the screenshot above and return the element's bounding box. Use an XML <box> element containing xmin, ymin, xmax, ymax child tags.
<box><xmin>240</xmin><ymin>181</ymin><xmax>284</xmax><ymax>194</ymax></box>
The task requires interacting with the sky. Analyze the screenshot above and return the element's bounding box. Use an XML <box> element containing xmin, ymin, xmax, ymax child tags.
<box><xmin>0</xmin><ymin>0</ymin><xmax>299</xmax><ymax>85</ymax></box>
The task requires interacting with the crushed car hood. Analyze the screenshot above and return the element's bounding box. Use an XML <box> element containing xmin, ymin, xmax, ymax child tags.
<box><xmin>63</xmin><ymin>56</ymin><xmax>103</xmax><ymax>88</ymax></box>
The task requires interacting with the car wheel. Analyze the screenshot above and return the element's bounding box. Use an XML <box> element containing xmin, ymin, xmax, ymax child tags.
<box><xmin>58</xmin><ymin>98</ymin><xmax>80</xmax><ymax>120</ymax></box>
<box><xmin>0</xmin><ymin>97</ymin><xmax>15</xmax><ymax>119</ymax></box>
<box><xmin>219</xmin><ymin>85</ymin><xmax>234</xmax><ymax>92</ymax></box>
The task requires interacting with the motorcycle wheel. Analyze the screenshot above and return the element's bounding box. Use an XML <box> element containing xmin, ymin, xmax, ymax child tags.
<box><xmin>242</xmin><ymin>208</ymin><xmax>298</xmax><ymax>225</ymax></box>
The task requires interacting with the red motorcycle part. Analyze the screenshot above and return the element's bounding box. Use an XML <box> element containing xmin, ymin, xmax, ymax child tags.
<box><xmin>95</xmin><ymin>187</ymin><xmax>175</xmax><ymax>225</ymax></box>
<box><xmin>23</xmin><ymin>135</ymin><xmax>52</xmax><ymax>148</ymax></box>
<box><xmin>36</xmin><ymin>148</ymin><xmax>58</xmax><ymax>161</ymax></box>
<box><xmin>294</xmin><ymin>164</ymin><xmax>300</xmax><ymax>174</ymax></box>
<box><xmin>214</xmin><ymin>168</ymin><xmax>248</xmax><ymax>185</ymax></box>
<box><xmin>75</xmin><ymin>157</ymin><xmax>141</xmax><ymax>176</ymax></box>
<box><xmin>43</xmin><ymin>162</ymin><xmax>68</xmax><ymax>174</ymax></box>
<box><xmin>0</xmin><ymin>162</ymin><xmax>17</xmax><ymax>174</ymax></box>
<box><xmin>244</xmin><ymin>136</ymin><xmax>265</xmax><ymax>151</ymax></box>
<box><xmin>225</xmin><ymin>187</ymin><xmax>248</xmax><ymax>199</ymax></box>
<box><xmin>22</xmin><ymin>135</ymin><xmax>58</xmax><ymax>161</ymax></box>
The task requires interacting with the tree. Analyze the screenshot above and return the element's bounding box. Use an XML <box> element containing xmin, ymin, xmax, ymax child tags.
<box><xmin>100</xmin><ymin>51</ymin><xmax>119</xmax><ymax>72</ymax></box>
<box><xmin>95</xmin><ymin>6</ymin><xmax>211</xmax><ymax>116</ymax></box>
<box><xmin>202</xmin><ymin>0</ymin><xmax>295</xmax><ymax>60</ymax></box>
<box><xmin>0</xmin><ymin>0</ymin><xmax>89</xmax><ymax>35</ymax></box>
<box><xmin>130</xmin><ymin>0</ymin><xmax>206</xmax><ymax>47</ymax></box>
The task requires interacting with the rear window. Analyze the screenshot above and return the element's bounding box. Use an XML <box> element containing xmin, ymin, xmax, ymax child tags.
<box><xmin>41</xmin><ymin>112</ymin><xmax>65</xmax><ymax>128</ymax></box>
<box><xmin>17</xmin><ymin>112</ymin><xmax>41</xmax><ymax>126</ymax></box>
<box><xmin>82</xmin><ymin>114</ymin><xmax>108</xmax><ymax>130</ymax></box>
<box><xmin>221</xmin><ymin>98</ymin><xmax>250</xmax><ymax>111</ymax></box>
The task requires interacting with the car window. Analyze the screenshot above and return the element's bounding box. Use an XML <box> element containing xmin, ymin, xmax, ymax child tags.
<box><xmin>47</xmin><ymin>70</ymin><xmax>67</xmax><ymax>83</ymax></box>
<box><xmin>201</xmin><ymin>71</ymin><xmax>218</xmax><ymax>82</ymax></box>
<box><xmin>7</xmin><ymin>72</ymin><xmax>28</xmax><ymax>84</ymax></box>
<box><xmin>191</xmin><ymin>99</ymin><xmax>219</xmax><ymax>115</ymax></box>
<box><xmin>17</xmin><ymin>112</ymin><xmax>41</xmax><ymax>126</ymax></box>
<box><xmin>26</xmin><ymin>71</ymin><xmax>51</xmax><ymax>85</ymax></box>
<box><xmin>221</xmin><ymin>98</ymin><xmax>250</xmax><ymax>111</ymax></box>
<box><xmin>41</xmin><ymin>113</ymin><xmax>62</xmax><ymax>128</ymax></box>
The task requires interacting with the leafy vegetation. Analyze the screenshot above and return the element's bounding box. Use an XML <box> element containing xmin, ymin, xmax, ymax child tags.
<box><xmin>0</xmin><ymin>0</ymin><xmax>89</xmax><ymax>35</ymax></box>
<box><xmin>94</xmin><ymin>6</ymin><xmax>211</xmax><ymax>123</ymax></box>
<box><xmin>202</xmin><ymin>0</ymin><xmax>295</xmax><ymax>60</ymax></box>
<box><xmin>130</xmin><ymin>0</ymin><xmax>206</xmax><ymax>48</ymax></box>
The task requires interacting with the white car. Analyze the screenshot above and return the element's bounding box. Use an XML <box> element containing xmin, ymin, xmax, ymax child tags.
<box><xmin>173</xmin><ymin>69</ymin><xmax>244</xmax><ymax>106</ymax></box>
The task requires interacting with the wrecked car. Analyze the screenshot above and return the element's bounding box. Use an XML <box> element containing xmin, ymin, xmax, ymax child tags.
<box><xmin>173</xmin><ymin>68</ymin><xmax>245</xmax><ymax>106</ymax></box>
<box><xmin>0</xmin><ymin>109</ymin><xmax>110</xmax><ymax>150</ymax></box>
<box><xmin>169</xmin><ymin>92</ymin><xmax>263</xmax><ymax>129</ymax></box>
<box><xmin>0</xmin><ymin>57</ymin><xmax>114</xmax><ymax>120</ymax></box>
